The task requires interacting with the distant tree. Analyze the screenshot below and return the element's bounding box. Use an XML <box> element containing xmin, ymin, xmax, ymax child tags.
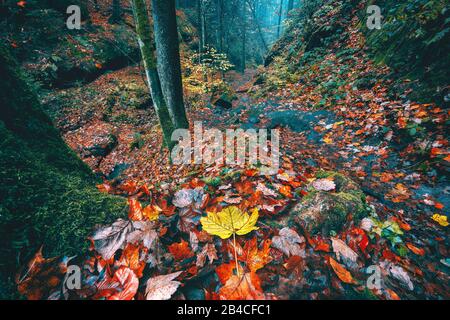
<box><xmin>152</xmin><ymin>0</ymin><xmax>190</xmax><ymax>129</ymax></box>
<box><xmin>109</xmin><ymin>0</ymin><xmax>122</xmax><ymax>24</ymax></box>
<box><xmin>287</xmin><ymin>0</ymin><xmax>294</xmax><ymax>13</ymax></box>
<box><xmin>277</xmin><ymin>0</ymin><xmax>284</xmax><ymax>38</ymax></box>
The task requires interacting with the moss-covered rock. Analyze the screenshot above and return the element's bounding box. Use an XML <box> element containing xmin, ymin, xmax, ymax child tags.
<box><xmin>290</xmin><ymin>171</ymin><xmax>367</xmax><ymax>235</ymax></box>
<box><xmin>0</xmin><ymin>45</ymin><xmax>127</xmax><ymax>298</ymax></box>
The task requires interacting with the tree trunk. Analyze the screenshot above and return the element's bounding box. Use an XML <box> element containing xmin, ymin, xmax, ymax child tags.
<box><xmin>287</xmin><ymin>0</ymin><xmax>294</xmax><ymax>13</ymax></box>
<box><xmin>109</xmin><ymin>0</ymin><xmax>121</xmax><ymax>24</ymax></box>
<box><xmin>247</xmin><ymin>0</ymin><xmax>268</xmax><ymax>52</ymax></box>
<box><xmin>241</xmin><ymin>1</ymin><xmax>246</xmax><ymax>72</ymax></box>
<box><xmin>131</xmin><ymin>0</ymin><xmax>176</xmax><ymax>148</ymax></box>
<box><xmin>152</xmin><ymin>0</ymin><xmax>189</xmax><ymax>129</ymax></box>
<box><xmin>277</xmin><ymin>0</ymin><xmax>284</xmax><ymax>38</ymax></box>
<box><xmin>217</xmin><ymin>0</ymin><xmax>224</xmax><ymax>52</ymax></box>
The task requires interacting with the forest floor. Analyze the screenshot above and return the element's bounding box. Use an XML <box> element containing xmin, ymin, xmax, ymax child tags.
<box><xmin>18</xmin><ymin>10</ymin><xmax>449</xmax><ymax>301</ymax></box>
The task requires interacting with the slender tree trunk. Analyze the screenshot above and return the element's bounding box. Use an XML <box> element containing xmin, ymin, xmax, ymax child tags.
<box><xmin>287</xmin><ymin>0</ymin><xmax>294</xmax><ymax>13</ymax></box>
<box><xmin>241</xmin><ymin>1</ymin><xmax>246</xmax><ymax>72</ymax></box>
<box><xmin>277</xmin><ymin>0</ymin><xmax>284</xmax><ymax>38</ymax></box>
<box><xmin>247</xmin><ymin>0</ymin><xmax>268</xmax><ymax>51</ymax></box>
<box><xmin>217</xmin><ymin>0</ymin><xmax>224</xmax><ymax>52</ymax></box>
<box><xmin>152</xmin><ymin>0</ymin><xmax>189</xmax><ymax>129</ymax></box>
<box><xmin>197</xmin><ymin>0</ymin><xmax>202</xmax><ymax>64</ymax></box>
<box><xmin>131</xmin><ymin>0</ymin><xmax>175</xmax><ymax>149</ymax></box>
<box><xmin>110</xmin><ymin>0</ymin><xmax>121</xmax><ymax>24</ymax></box>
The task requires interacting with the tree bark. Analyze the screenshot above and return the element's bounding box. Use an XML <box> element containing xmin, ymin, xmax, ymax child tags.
<box><xmin>277</xmin><ymin>0</ymin><xmax>284</xmax><ymax>38</ymax></box>
<box><xmin>152</xmin><ymin>0</ymin><xmax>189</xmax><ymax>129</ymax></box>
<box><xmin>131</xmin><ymin>0</ymin><xmax>175</xmax><ymax>148</ymax></box>
<box><xmin>110</xmin><ymin>0</ymin><xmax>121</xmax><ymax>24</ymax></box>
<box><xmin>287</xmin><ymin>0</ymin><xmax>294</xmax><ymax>13</ymax></box>
<box><xmin>241</xmin><ymin>0</ymin><xmax>246</xmax><ymax>72</ymax></box>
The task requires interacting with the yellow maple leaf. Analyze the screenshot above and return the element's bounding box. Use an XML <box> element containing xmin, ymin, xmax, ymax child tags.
<box><xmin>431</xmin><ymin>214</ymin><xmax>449</xmax><ymax>227</ymax></box>
<box><xmin>143</xmin><ymin>205</ymin><xmax>161</xmax><ymax>221</ymax></box>
<box><xmin>200</xmin><ymin>206</ymin><xmax>259</xmax><ymax>239</ymax></box>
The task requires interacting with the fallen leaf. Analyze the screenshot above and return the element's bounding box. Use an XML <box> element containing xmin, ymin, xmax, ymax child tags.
<box><xmin>168</xmin><ymin>240</ymin><xmax>194</xmax><ymax>261</ymax></box>
<box><xmin>272</xmin><ymin>227</ymin><xmax>305</xmax><ymax>257</ymax></box>
<box><xmin>219</xmin><ymin>272</ymin><xmax>265</xmax><ymax>300</ymax></box>
<box><xmin>200</xmin><ymin>206</ymin><xmax>259</xmax><ymax>239</ymax></box>
<box><xmin>91</xmin><ymin>219</ymin><xmax>132</xmax><ymax>260</ymax></box>
<box><xmin>145</xmin><ymin>271</ymin><xmax>182</xmax><ymax>300</ymax></box>
<box><xmin>329</xmin><ymin>257</ymin><xmax>356</xmax><ymax>284</ymax></box>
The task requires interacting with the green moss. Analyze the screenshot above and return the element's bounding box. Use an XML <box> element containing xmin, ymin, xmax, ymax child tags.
<box><xmin>0</xmin><ymin>45</ymin><xmax>127</xmax><ymax>298</ymax></box>
<box><xmin>292</xmin><ymin>171</ymin><xmax>368</xmax><ymax>234</ymax></box>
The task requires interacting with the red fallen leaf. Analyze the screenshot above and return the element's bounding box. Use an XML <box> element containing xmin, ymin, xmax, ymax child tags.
<box><xmin>283</xmin><ymin>255</ymin><xmax>305</xmax><ymax>278</ymax></box>
<box><xmin>234</xmin><ymin>180</ymin><xmax>254</xmax><ymax>195</ymax></box>
<box><xmin>95</xmin><ymin>62</ymin><xmax>103</xmax><ymax>69</ymax></box>
<box><xmin>306</xmin><ymin>234</ymin><xmax>330</xmax><ymax>252</ymax></box>
<box><xmin>406</xmin><ymin>243</ymin><xmax>425</xmax><ymax>256</ymax></box>
<box><xmin>219</xmin><ymin>272</ymin><xmax>265</xmax><ymax>300</ymax></box>
<box><xmin>189</xmin><ymin>177</ymin><xmax>205</xmax><ymax>188</ymax></box>
<box><xmin>385</xmin><ymin>288</ymin><xmax>401</xmax><ymax>300</ymax></box>
<box><xmin>128</xmin><ymin>198</ymin><xmax>143</xmax><ymax>221</ymax></box>
<box><xmin>187</xmin><ymin>265</ymin><xmax>198</xmax><ymax>276</ymax></box>
<box><xmin>243</xmin><ymin>169</ymin><xmax>258</xmax><ymax>177</ymax></box>
<box><xmin>278</xmin><ymin>185</ymin><xmax>293</xmax><ymax>198</ymax></box>
<box><xmin>328</xmin><ymin>257</ymin><xmax>356</xmax><ymax>284</ymax></box>
<box><xmin>239</xmin><ymin>238</ymin><xmax>272</xmax><ymax>272</ymax></box>
<box><xmin>97</xmin><ymin>183</ymin><xmax>112</xmax><ymax>194</ymax></box>
<box><xmin>17</xmin><ymin>1</ymin><xmax>26</xmax><ymax>8</ymax></box>
<box><xmin>380</xmin><ymin>172</ymin><xmax>394</xmax><ymax>183</ymax></box>
<box><xmin>158</xmin><ymin>198</ymin><xmax>176</xmax><ymax>216</ymax></box>
<box><xmin>118</xmin><ymin>244</ymin><xmax>146</xmax><ymax>278</ymax></box>
<box><xmin>17</xmin><ymin>247</ymin><xmax>68</xmax><ymax>300</ymax></box>
<box><xmin>168</xmin><ymin>240</ymin><xmax>194</xmax><ymax>261</ymax></box>
<box><xmin>288</xmin><ymin>180</ymin><xmax>303</xmax><ymax>188</ymax></box>
<box><xmin>390</xmin><ymin>216</ymin><xmax>411</xmax><ymax>231</ymax></box>
<box><xmin>382</xmin><ymin>249</ymin><xmax>401</xmax><ymax>263</ymax></box>
<box><xmin>434</xmin><ymin>202</ymin><xmax>444</xmax><ymax>210</ymax></box>
<box><xmin>430</xmin><ymin>147</ymin><xmax>445</xmax><ymax>157</ymax></box>
<box><xmin>244</xmin><ymin>190</ymin><xmax>263</xmax><ymax>208</ymax></box>
<box><xmin>108</xmin><ymin>267</ymin><xmax>139</xmax><ymax>300</ymax></box>
<box><xmin>140</xmin><ymin>184</ymin><xmax>151</xmax><ymax>196</ymax></box>
<box><xmin>11</xmin><ymin>41</ymin><xmax>18</xmax><ymax>48</ymax></box>
<box><xmin>216</xmin><ymin>261</ymin><xmax>242</xmax><ymax>285</ymax></box>
<box><xmin>350</xmin><ymin>228</ymin><xmax>369</xmax><ymax>253</ymax></box>
<box><xmin>397</xmin><ymin>117</ymin><xmax>407</xmax><ymax>129</ymax></box>
<box><xmin>120</xmin><ymin>180</ymin><xmax>138</xmax><ymax>194</ymax></box>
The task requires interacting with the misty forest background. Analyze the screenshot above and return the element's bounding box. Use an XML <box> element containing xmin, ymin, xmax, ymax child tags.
<box><xmin>0</xmin><ymin>0</ymin><xmax>449</xmax><ymax>300</ymax></box>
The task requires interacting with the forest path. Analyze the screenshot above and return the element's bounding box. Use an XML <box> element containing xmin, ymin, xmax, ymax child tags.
<box><xmin>201</xmin><ymin>67</ymin><xmax>450</xmax><ymax>298</ymax></box>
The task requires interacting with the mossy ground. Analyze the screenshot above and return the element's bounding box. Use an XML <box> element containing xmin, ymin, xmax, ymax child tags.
<box><xmin>0</xmin><ymin>45</ymin><xmax>127</xmax><ymax>298</ymax></box>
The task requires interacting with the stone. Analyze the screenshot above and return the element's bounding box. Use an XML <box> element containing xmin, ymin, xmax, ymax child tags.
<box><xmin>290</xmin><ymin>171</ymin><xmax>367</xmax><ymax>235</ymax></box>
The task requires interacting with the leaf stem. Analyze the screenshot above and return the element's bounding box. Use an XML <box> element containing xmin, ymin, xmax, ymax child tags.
<box><xmin>233</xmin><ymin>232</ymin><xmax>240</xmax><ymax>277</ymax></box>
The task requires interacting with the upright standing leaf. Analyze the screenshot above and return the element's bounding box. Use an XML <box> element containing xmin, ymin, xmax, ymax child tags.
<box><xmin>200</xmin><ymin>206</ymin><xmax>259</xmax><ymax>239</ymax></box>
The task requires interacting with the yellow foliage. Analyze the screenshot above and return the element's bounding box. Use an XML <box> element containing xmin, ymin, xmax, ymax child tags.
<box><xmin>200</xmin><ymin>206</ymin><xmax>259</xmax><ymax>239</ymax></box>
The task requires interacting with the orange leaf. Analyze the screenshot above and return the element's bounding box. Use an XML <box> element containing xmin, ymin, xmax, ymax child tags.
<box><xmin>278</xmin><ymin>185</ymin><xmax>293</xmax><ymax>198</ymax></box>
<box><xmin>119</xmin><ymin>244</ymin><xmax>146</xmax><ymax>278</ymax></box>
<box><xmin>406</xmin><ymin>243</ymin><xmax>425</xmax><ymax>256</ymax></box>
<box><xmin>240</xmin><ymin>238</ymin><xmax>272</xmax><ymax>272</ymax></box>
<box><xmin>219</xmin><ymin>272</ymin><xmax>265</xmax><ymax>300</ymax></box>
<box><xmin>434</xmin><ymin>202</ymin><xmax>444</xmax><ymax>210</ymax></box>
<box><xmin>17</xmin><ymin>1</ymin><xmax>26</xmax><ymax>8</ymax></box>
<box><xmin>108</xmin><ymin>267</ymin><xmax>139</xmax><ymax>300</ymax></box>
<box><xmin>128</xmin><ymin>198</ymin><xmax>143</xmax><ymax>221</ymax></box>
<box><xmin>329</xmin><ymin>257</ymin><xmax>356</xmax><ymax>284</ymax></box>
<box><xmin>168</xmin><ymin>240</ymin><xmax>194</xmax><ymax>261</ymax></box>
<box><xmin>397</xmin><ymin>117</ymin><xmax>407</xmax><ymax>129</ymax></box>
<box><xmin>216</xmin><ymin>262</ymin><xmax>239</xmax><ymax>285</ymax></box>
